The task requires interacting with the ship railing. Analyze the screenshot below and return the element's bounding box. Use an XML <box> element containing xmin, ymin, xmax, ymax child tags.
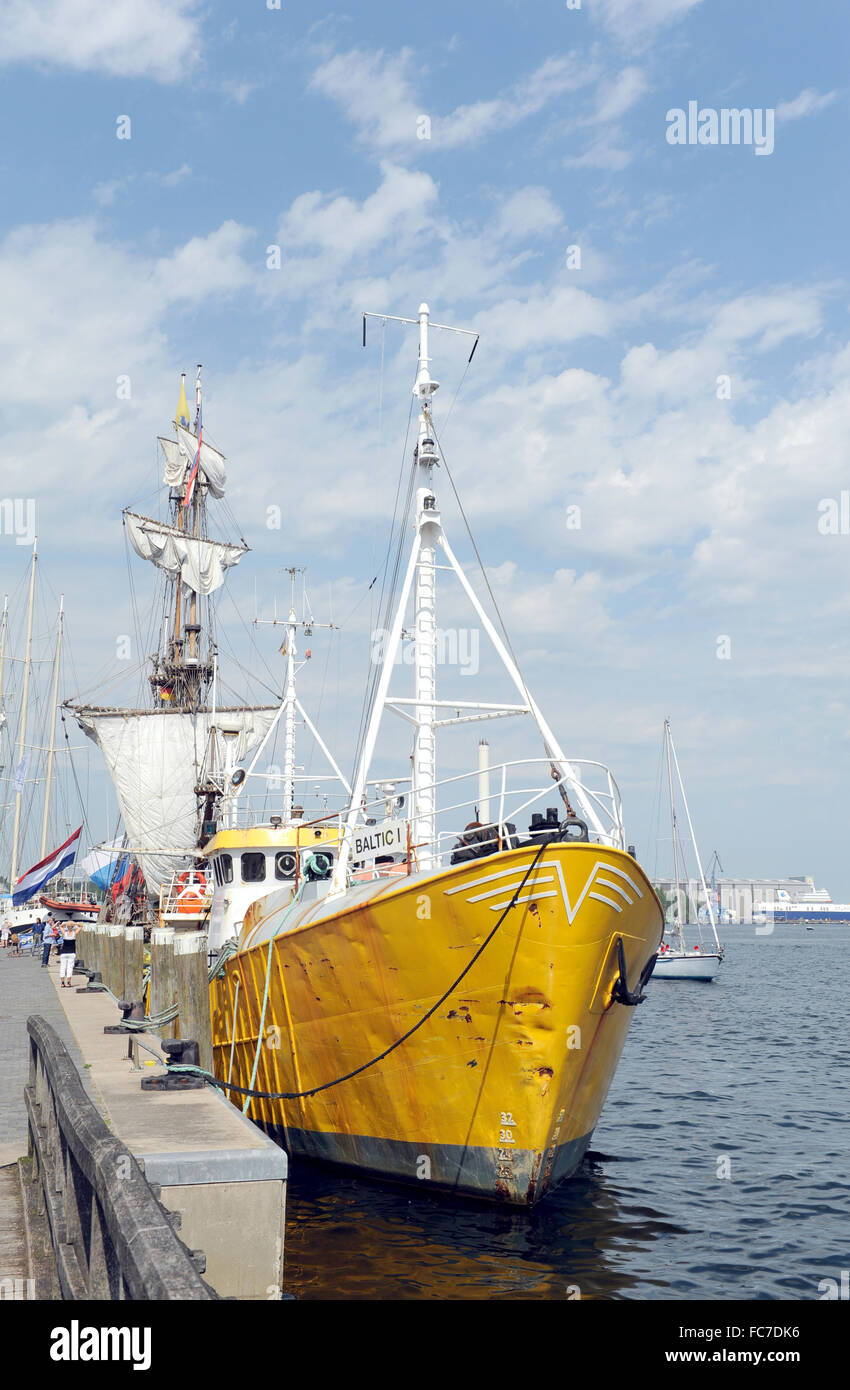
<box><xmin>344</xmin><ymin>757</ymin><xmax>625</xmax><ymax>877</ymax></box>
<box><xmin>228</xmin><ymin>790</ymin><xmax>351</xmax><ymax>830</ymax></box>
<box><xmin>159</xmin><ymin>868</ymin><xmax>213</xmax><ymax>919</ymax></box>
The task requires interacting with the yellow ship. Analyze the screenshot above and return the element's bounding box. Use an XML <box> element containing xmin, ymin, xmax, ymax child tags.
<box><xmin>209</xmin><ymin>835</ymin><xmax>660</xmax><ymax>1203</ymax></box>
<box><xmin>206</xmin><ymin>305</ymin><xmax>663</xmax><ymax>1205</ymax></box>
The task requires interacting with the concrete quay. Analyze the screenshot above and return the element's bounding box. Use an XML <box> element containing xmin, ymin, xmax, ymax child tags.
<box><xmin>0</xmin><ymin>945</ymin><xmax>287</xmax><ymax>1300</ymax></box>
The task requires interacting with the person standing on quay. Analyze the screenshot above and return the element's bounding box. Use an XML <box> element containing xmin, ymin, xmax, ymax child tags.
<box><xmin>58</xmin><ymin>920</ymin><xmax>79</xmax><ymax>987</ymax></box>
<box><xmin>41</xmin><ymin>915</ymin><xmax>56</xmax><ymax>967</ymax></box>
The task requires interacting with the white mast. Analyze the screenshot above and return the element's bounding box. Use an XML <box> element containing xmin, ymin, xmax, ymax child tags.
<box><xmin>478</xmin><ymin>739</ymin><xmax>491</xmax><ymax>824</ymax></box>
<box><xmin>246</xmin><ymin>569</ymin><xmax>350</xmax><ymax>827</ymax></box>
<box><xmin>0</xmin><ymin>595</ymin><xmax>8</xmax><ymax>725</ymax></box>
<box><xmin>10</xmin><ymin>541</ymin><xmax>37</xmax><ymax>888</ymax></box>
<box><xmin>412</xmin><ymin>303</ymin><xmax>440</xmax><ymax>868</ymax></box>
<box><xmin>332</xmin><ymin>304</ymin><xmax>619</xmax><ymax>895</ymax></box>
<box><xmin>665</xmin><ymin>719</ymin><xmax>685</xmax><ymax>950</ymax></box>
<box><xmin>669</xmin><ymin>724</ymin><xmax>721</xmax><ymax>950</ymax></box>
<box><xmin>282</xmin><ymin>589</ymin><xmax>298</xmax><ymax>823</ymax></box>
<box><xmin>39</xmin><ymin>595</ymin><xmax>64</xmax><ymax>859</ymax></box>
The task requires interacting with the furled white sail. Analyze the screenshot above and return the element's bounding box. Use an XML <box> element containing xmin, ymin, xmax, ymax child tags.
<box><xmin>72</xmin><ymin>707</ymin><xmax>278</xmax><ymax>897</ymax></box>
<box><xmin>176</xmin><ymin>426</ymin><xmax>227</xmax><ymax>498</ymax></box>
<box><xmin>124</xmin><ymin>511</ymin><xmax>247</xmax><ymax>596</ymax></box>
<box><xmin>158</xmin><ymin>430</ymin><xmax>227</xmax><ymax>497</ymax></box>
<box><xmin>158</xmin><ymin>437</ymin><xmax>186</xmax><ymax>488</ymax></box>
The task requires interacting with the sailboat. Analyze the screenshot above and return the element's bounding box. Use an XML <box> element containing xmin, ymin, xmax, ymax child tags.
<box><xmin>65</xmin><ymin>371</ymin><xmax>280</xmax><ymax>924</ymax></box>
<box><xmin>208</xmin><ymin>304</ymin><xmax>664</xmax><ymax>1206</ymax></box>
<box><xmin>652</xmin><ymin>719</ymin><xmax>723</xmax><ymax>981</ymax></box>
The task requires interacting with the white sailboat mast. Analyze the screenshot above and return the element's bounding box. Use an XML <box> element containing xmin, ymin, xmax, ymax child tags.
<box><xmin>10</xmin><ymin>541</ymin><xmax>37</xmax><ymax>887</ymax></box>
<box><xmin>669</xmin><ymin>726</ymin><xmax>720</xmax><ymax>949</ymax></box>
<box><xmin>39</xmin><ymin>595</ymin><xmax>64</xmax><ymax>860</ymax></box>
<box><xmin>665</xmin><ymin>718</ymin><xmax>685</xmax><ymax>949</ymax></box>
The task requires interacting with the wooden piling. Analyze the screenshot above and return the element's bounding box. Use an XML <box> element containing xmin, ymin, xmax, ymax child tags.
<box><xmin>105</xmin><ymin>925</ymin><xmax>124</xmax><ymax>998</ymax></box>
<box><xmin>123</xmin><ymin>926</ymin><xmax>144</xmax><ymax>1005</ymax></box>
<box><xmin>173</xmin><ymin>932</ymin><xmax>213</xmax><ymax>1073</ymax></box>
<box><xmin>150</xmin><ymin>928</ymin><xmax>177</xmax><ymax>1041</ymax></box>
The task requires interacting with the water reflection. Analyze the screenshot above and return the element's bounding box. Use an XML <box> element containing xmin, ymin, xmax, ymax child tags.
<box><xmin>284</xmin><ymin>1152</ymin><xmax>686</xmax><ymax>1300</ymax></box>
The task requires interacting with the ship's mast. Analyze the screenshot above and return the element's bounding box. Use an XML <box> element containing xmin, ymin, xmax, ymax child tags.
<box><xmin>0</xmin><ymin>595</ymin><xmax>8</xmax><ymax>725</ymax></box>
<box><xmin>185</xmin><ymin>366</ymin><xmax>202</xmax><ymax>686</ymax></box>
<box><xmin>39</xmin><ymin>595</ymin><xmax>64</xmax><ymax>859</ymax></box>
<box><xmin>152</xmin><ymin>366</ymin><xmax>213</xmax><ymax>710</ymax></box>
<box><xmin>248</xmin><ymin>569</ymin><xmax>348</xmax><ymax>826</ymax></box>
<box><xmin>281</xmin><ymin>568</ymin><xmax>300</xmax><ymax>822</ymax></box>
<box><xmin>669</xmin><ymin>726</ymin><xmax>721</xmax><ymax>950</ymax></box>
<box><xmin>412</xmin><ymin>304</ymin><xmax>441</xmax><ymax>866</ymax></box>
<box><xmin>332</xmin><ymin>303</ymin><xmax>619</xmax><ymax>896</ymax></box>
<box><xmin>665</xmin><ymin>718</ymin><xmax>685</xmax><ymax>948</ymax></box>
<box><xmin>10</xmin><ymin>541</ymin><xmax>37</xmax><ymax>888</ymax></box>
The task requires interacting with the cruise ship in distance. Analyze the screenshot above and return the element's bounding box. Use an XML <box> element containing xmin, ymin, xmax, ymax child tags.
<box><xmin>753</xmin><ymin>888</ymin><xmax>850</xmax><ymax>925</ymax></box>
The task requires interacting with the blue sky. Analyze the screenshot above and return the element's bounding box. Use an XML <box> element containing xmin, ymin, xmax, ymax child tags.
<box><xmin>0</xmin><ymin>0</ymin><xmax>848</xmax><ymax>893</ymax></box>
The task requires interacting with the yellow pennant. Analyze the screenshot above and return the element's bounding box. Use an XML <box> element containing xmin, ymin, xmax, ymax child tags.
<box><xmin>175</xmin><ymin>376</ymin><xmax>191</xmax><ymax>430</ymax></box>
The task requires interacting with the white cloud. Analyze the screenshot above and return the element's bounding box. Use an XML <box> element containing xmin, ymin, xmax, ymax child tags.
<box><xmin>775</xmin><ymin>88</ymin><xmax>838</xmax><ymax>122</ymax></box>
<box><xmin>310</xmin><ymin>47</ymin><xmax>595</xmax><ymax>153</ymax></box>
<box><xmin>594</xmin><ymin>67</ymin><xmax>648</xmax><ymax>123</ymax></box>
<box><xmin>309</xmin><ymin>47</ymin><xmax>422</xmax><ymax>151</ymax></box>
<box><xmin>152</xmin><ymin>221</ymin><xmax>254</xmax><ymax>302</ymax></box>
<box><xmin>161</xmin><ymin>163</ymin><xmax>192</xmax><ymax>188</ymax></box>
<box><xmin>564</xmin><ymin>134</ymin><xmax>632</xmax><ymax>171</ymax></box>
<box><xmin>0</xmin><ymin>0</ymin><xmax>202</xmax><ymax>83</ymax></box>
<box><xmin>279</xmin><ymin>164</ymin><xmax>438</xmax><ymax>260</ymax></box>
<box><xmin>493</xmin><ymin>188</ymin><xmax>563</xmax><ymax>243</ymax></box>
<box><xmin>0</xmin><ymin>217</ymin><xmax>254</xmax><ymax>419</ymax></box>
<box><xmin>474</xmin><ymin>284</ymin><xmax>614</xmax><ymax>353</ymax></box>
<box><xmin>590</xmin><ymin>0</ymin><xmax>704</xmax><ymax>41</ymax></box>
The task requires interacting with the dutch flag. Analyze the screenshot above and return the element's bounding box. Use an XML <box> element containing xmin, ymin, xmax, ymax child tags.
<box><xmin>13</xmin><ymin>826</ymin><xmax>83</xmax><ymax>906</ymax></box>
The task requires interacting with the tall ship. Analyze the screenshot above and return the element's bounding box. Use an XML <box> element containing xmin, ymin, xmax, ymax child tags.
<box><xmin>65</xmin><ymin>371</ymin><xmax>279</xmax><ymax>924</ymax></box>
<box><xmin>208</xmin><ymin>304</ymin><xmax>664</xmax><ymax>1206</ymax></box>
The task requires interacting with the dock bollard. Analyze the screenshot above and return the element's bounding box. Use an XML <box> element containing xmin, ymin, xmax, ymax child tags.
<box><xmin>141</xmin><ymin>1037</ymin><xmax>205</xmax><ymax>1091</ymax></box>
<box><xmin>76</xmin><ymin>970</ymin><xmax>107</xmax><ymax>994</ymax></box>
<box><xmin>104</xmin><ymin>1000</ymin><xmax>146</xmax><ymax>1034</ymax></box>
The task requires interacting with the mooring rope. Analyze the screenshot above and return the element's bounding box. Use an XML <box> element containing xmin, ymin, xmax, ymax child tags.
<box><xmin>168</xmin><ymin>844</ymin><xmax>548</xmax><ymax>1102</ymax></box>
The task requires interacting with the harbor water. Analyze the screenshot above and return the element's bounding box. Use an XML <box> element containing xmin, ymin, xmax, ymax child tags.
<box><xmin>282</xmin><ymin>923</ymin><xmax>849</xmax><ymax>1300</ymax></box>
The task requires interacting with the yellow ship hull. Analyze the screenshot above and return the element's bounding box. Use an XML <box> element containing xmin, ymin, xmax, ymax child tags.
<box><xmin>209</xmin><ymin>842</ymin><xmax>663</xmax><ymax>1205</ymax></box>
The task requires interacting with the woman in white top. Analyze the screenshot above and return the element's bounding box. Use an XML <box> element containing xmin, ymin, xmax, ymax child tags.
<box><xmin>58</xmin><ymin>922</ymin><xmax>80</xmax><ymax>986</ymax></box>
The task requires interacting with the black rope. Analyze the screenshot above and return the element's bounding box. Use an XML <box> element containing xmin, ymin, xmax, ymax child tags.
<box><xmin>190</xmin><ymin>844</ymin><xmax>548</xmax><ymax>1101</ymax></box>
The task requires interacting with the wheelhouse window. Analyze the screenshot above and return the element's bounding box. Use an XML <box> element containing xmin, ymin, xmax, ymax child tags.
<box><xmin>241</xmin><ymin>852</ymin><xmax>266</xmax><ymax>883</ymax></box>
<box><xmin>220</xmin><ymin>854</ymin><xmax>233</xmax><ymax>884</ymax></box>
